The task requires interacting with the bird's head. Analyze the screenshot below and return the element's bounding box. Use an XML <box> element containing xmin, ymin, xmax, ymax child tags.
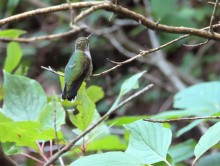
<box><xmin>75</xmin><ymin>37</ymin><xmax>90</xmax><ymax>51</ymax></box>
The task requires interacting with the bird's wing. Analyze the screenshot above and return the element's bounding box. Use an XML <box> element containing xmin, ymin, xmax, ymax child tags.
<box><xmin>62</xmin><ymin>70</ymin><xmax>87</xmax><ymax>101</ymax></box>
<box><xmin>62</xmin><ymin>54</ymin><xmax>90</xmax><ymax>101</ymax></box>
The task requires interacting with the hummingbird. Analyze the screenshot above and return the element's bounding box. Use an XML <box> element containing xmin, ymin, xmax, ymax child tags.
<box><xmin>62</xmin><ymin>35</ymin><xmax>93</xmax><ymax>101</ymax></box>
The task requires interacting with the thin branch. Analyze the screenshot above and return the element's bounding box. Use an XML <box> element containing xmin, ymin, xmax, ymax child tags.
<box><xmin>183</xmin><ymin>39</ymin><xmax>209</xmax><ymax>47</ymax></box>
<box><xmin>144</xmin><ymin>116</ymin><xmax>220</xmax><ymax>123</ymax></box>
<box><xmin>209</xmin><ymin>0</ymin><xmax>219</xmax><ymax>32</ymax></box>
<box><xmin>21</xmin><ymin>153</ymin><xmax>45</xmax><ymax>165</ymax></box>
<box><xmin>184</xmin><ymin>0</ymin><xmax>218</xmax><ymax>47</ymax></box>
<box><xmin>53</xmin><ymin>98</ymin><xmax>65</xmax><ymax>166</ymax></box>
<box><xmin>106</xmin><ymin>58</ymin><xmax>121</xmax><ymax>65</ymax></box>
<box><xmin>49</xmin><ymin>140</ymin><xmax>53</xmax><ymax>158</ymax></box>
<box><xmin>92</xmin><ymin>34</ymin><xmax>189</xmax><ymax>76</ymax></box>
<box><xmin>93</xmin><ymin>23</ymin><xmax>220</xmax><ymax>77</ymax></box>
<box><xmin>43</xmin><ymin>84</ymin><xmax>154</xmax><ymax>166</ymax></box>
<box><xmin>208</xmin><ymin>1</ymin><xmax>220</xmax><ymax>5</ymax></box>
<box><xmin>0</xmin><ymin>27</ymin><xmax>85</xmax><ymax>43</ymax></box>
<box><xmin>36</xmin><ymin>142</ymin><xmax>48</xmax><ymax>162</ymax></box>
<box><xmin>73</xmin><ymin>2</ymin><xmax>220</xmax><ymax>40</ymax></box>
<box><xmin>1</xmin><ymin>2</ymin><xmax>220</xmax><ymax>40</ymax></box>
<box><xmin>41</xmin><ymin>66</ymin><xmax>64</xmax><ymax>77</ymax></box>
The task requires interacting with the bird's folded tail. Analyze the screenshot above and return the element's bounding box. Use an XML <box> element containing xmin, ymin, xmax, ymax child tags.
<box><xmin>62</xmin><ymin>74</ymin><xmax>85</xmax><ymax>101</ymax></box>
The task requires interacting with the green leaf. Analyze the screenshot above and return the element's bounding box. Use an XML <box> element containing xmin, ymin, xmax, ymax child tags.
<box><xmin>176</xmin><ymin>120</ymin><xmax>203</xmax><ymax>137</ymax></box>
<box><xmin>0</xmin><ymin>112</ymin><xmax>12</xmax><ymax>122</ymax></box>
<box><xmin>0</xmin><ymin>29</ymin><xmax>26</xmax><ymax>38</ymax></box>
<box><xmin>152</xmin><ymin>110</ymin><xmax>195</xmax><ymax>119</ymax></box>
<box><xmin>107</xmin><ymin>116</ymin><xmax>147</xmax><ymax>126</ymax></box>
<box><xmin>169</xmin><ymin>139</ymin><xmax>196</xmax><ymax>163</ymax></box>
<box><xmin>87</xmin><ymin>85</ymin><xmax>104</xmax><ymax>103</ymax></box>
<box><xmin>69</xmin><ymin>82</ymin><xmax>95</xmax><ymax>131</ymax></box>
<box><xmin>2</xmin><ymin>142</ymin><xmax>21</xmax><ymax>155</ymax></box>
<box><xmin>109</xmin><ymin>71</ymin><xmax>146</xmax><ymax>112</ymax></box>
<box><xmin>7</xmin><ymin>0</ymin><xmax>20</xmax><ymax>15</ymax></box>
<box><xmin>86</xmin><ymin>135</ymin><xmax>127</xmax><ymax>151</ymax></box>
<box><xmin>124</xmin><ymin>120</ymin><xmax>172</xmax><ymax>164</ymax></box>
<box><xmin>72</xmin><ymin>110</ymin><xmax>110</xmax><ymax>146</ymax></box>
<box><xmin>38</xmin><ymin>101</ymin><xmax>65</xmax><ymax>130</ymax></box>
<box><xmin>59</xmin><ymin>72</ymin><xmax>65</xmax><ymax>90</ymax></box>
<box><xmin>174</xmin><ymin>82</ymin><xmax>220</xmax><ymax>115</ymax></box>
<box><xmin>151</xmin><ymin>0</ymin><xmax>176</xmax><ymax>19</ymax></box>
<box><xmin>2</xmin><ymin>71</ymin><xmax>47</xmax><ymax>121</ymax></box>
<box><xmin>4</xmin><ymin>42</ymin><xmax>22</xmax><ymax>73</ymax></box>
<box><xmin>120</xmin><ymin>71</ymin><xmax>146</xmax><ymax>96</ymax></box>
<box><xmin>0</xmin><ymin>121</ymin><xmax>63</xmax><ymax>149</ymax></box>
<box><xmin>196</xmin><ymin>153</ymin><xmax>220</xmax><ymax>166</ymax></box>
<box><xmin>0</xmin><ymin>85</ymin><xmax>3</xmax><ymax>100</ymax></box>
<box><xmin>70</xmin><ymin>152</ymin><xmax>146</xmax><ymax>166</ymax></box>
<box><xmin>194</xmin><ymin>122</ymin><xmax>220</xmax><ymax>161</ymax></box>
<box><xmin>153</xmin><ymin>154</ymin><xmax>173</xmax><ymax>166</ymax></box>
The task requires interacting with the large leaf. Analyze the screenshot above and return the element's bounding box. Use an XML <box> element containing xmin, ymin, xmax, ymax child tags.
<box><xmin>0</xmin><ymin>112</ymin><xmax>12</xmax><ymax>123</ymax></box>
<box><xmin>70</xmin><ymin>152</ymin><xmax>146</xmax><ymax>166</ymax></box>
<box><xmin>174</xmin><ymin>82</ymin><xmax>220</xmax><ymax>114</ymax></box>
<box><xmin>173</xmin><ymin>82</ymin><xmax>220</xmax><ymax>136</ymax></box>
<box><xmin>38</xmin><ymin>101</ymin><xmax>65</xmax><ymax>130</ymax></box>
<box><xmin>196</xmin><ymin>153</ymin><xmax>220</xmax><ymax>166</ymax></box>
<box><xmin>4</xmin><ymin>42</ymin><xmax>22</xmax><ymax>73</ymax></box>
<box><xmin>2</xmin><ymin>71</ymin><xmax>47</xmax><ymax>121</ymax></box>
<box><xmin>69</xmin><ymin>82</ymin><xmax>95</xmax><ymax>131</ymax></box>
<box><xmin>194</xmin><ymin>122</ymin><xmax>220</xmax><ymax>162</ymax></box>
<box><xmin>72</xmin><ymin>110</ymin><xmax>110</xmax><ymax>146</ymax></box>
<box><xmin>87</xmin><ymin>85</ymin><xmax>104</xmax><ymax>103</ymax></box>
<box><xmin>2</xmin><ymin>142</ymin><xmax>21</xmax><ymax>155</ymax></box>
<box><xmin>71</xmin><ymin>120</ymin><xmax>171</xmax><ymax>166</ymax></box>
<box><xmin>169</xmin><ymin>139</ymin><xmax>196</xmax><ymax>163</ymax></box>
<box><xmin>86</xmin><ymin>135</ymin><xmax>127</xmax><ymax>152</ymax></box>
<box><xmin>109</xmin><ymin>71</ymin><xmax>146</xmax><ymax>112</ymax></box>
<box><xmin>125</xmin><ymin>120</ymin><xmax>172</xmax><ymax>164</ymax></box>
<box><xmin>0</xmin><ymin>121</ymin><xmax>63</xmax><ymax>149</ymax></box>
<box><xmin>107</xmin><ymin>116</ymin><xmax>147</xmax><ymax>126</ymax></box>
<box><xmin>0</xmin><ymin>29</ymin><xmax>26</xmax><ymax>38</ymax></box>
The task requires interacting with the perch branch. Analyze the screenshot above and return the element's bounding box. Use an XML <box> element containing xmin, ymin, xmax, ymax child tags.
<box><xmin>43</xmin><ymin>84</ymin><xmax>154</xmax><ymax>166</ymax></box>
<box><xmin>41</xmin><ymin>66</ymin><xmax>64</xmax><ymax>77</ymax></box>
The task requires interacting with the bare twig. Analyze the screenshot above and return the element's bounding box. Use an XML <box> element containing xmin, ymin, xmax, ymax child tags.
<box><xmin>144</xmin><ymin>116</ymin><xmax>220</xmax><ymax>123</ymax></box>
<box><xmin>41</xmin><ymin>66</ymin><xmax>64</xmax><ymax>77</ymax></box>
<box><xmin>1</xmin><ymin>2</ymin><xmax>220</xmax><ymax>40</ymax></box>
<box><xmin>0</xmin><ymin>27</ymin><xmax>85</xmax><ymax>43</ymax></box>
<box><xmin>106</xmin><ymin>58</ymin><xmax>121</xmax><ymax>65</ymax></box>
<box><xmin>208</xmin><ymin>1</ymin><xmax>220</xmax><ymax>5</ymax></box>
<box><xmin>183</xmin><ymin>39</ymin><xmax>209</xmax><ymax>47</ymax></box>
<box><xmin>93</xmin><ymin>23</ymin><xmax>220</xmax><ymax>77</ymax></box>
<box><xmin>184</xmin><ymin>0</ymin><xmax>219</xmax><ymax>47</ymax></box>
<box><xmin>92</xmin><ymin>34</ymin><xmax>189</xmax><ymax>76</ymax></box>
<box><xmin>209</xmin><ymin>0</ymin><xmax>219</xmax><ymax>32</ymax></box>
<box><xmin>43</xmin><ymin>84</ymin><xmax>154</xmax><ymax>166</ymax></box>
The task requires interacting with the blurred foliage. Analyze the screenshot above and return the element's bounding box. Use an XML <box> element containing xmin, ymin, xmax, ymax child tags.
<box><xmin>1</xmin><ymin>0</ymin><xmax>220</xmax><ymax>165</ymax></box>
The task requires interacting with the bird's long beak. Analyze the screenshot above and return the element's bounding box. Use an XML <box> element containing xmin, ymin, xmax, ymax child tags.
<box><xmin>87</xmin><ymin>33</ymin><xmax>93</xmax><ymax>39</ymax></box>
